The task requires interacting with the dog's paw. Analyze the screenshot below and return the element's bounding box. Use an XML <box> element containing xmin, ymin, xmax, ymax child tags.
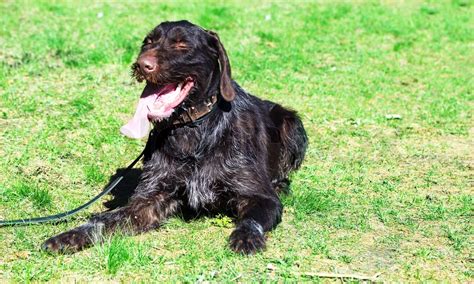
<box><xmin>42</xmin><ymin>229</ymin><xmax>93</xmax><ymax>253</ymax></box>
<box><xmin>229</xmin><ymin>220</ymin><xmax>266</xmax><ymax>254</ymax></box>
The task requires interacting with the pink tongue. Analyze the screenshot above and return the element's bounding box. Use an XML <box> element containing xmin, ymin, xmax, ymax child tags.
<box><xmin>120</xmin><ymin>85</ymin><xmax>157</xmax><ymax>139</ymax></box>
<box><xmin>120</xmin><ymin>83</ymin><xmax>182</xmax><ymax>139</ymax></box>
<box><xmin>120</xmin><ymin>96</ymin><xmax>154</xmax><ymax>139</ymax></box>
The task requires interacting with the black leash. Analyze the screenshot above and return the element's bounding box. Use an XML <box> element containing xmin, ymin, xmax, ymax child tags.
<box><xmin>0</xmin><ymin>142</ymin><xmax>146</xmax><ymax>227</ymax></box>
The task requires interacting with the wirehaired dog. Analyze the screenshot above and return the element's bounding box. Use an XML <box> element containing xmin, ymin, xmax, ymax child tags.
<box><xmin>43</xmin><ymin>20</ymin><xmax>307</xmax><ymax>254</ymax></box>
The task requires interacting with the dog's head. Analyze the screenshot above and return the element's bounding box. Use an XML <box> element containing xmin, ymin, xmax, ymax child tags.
<box><xmin>131</xmin><ymin>21</ymin><xmax>234</xmax><ymax>120</ymax></box>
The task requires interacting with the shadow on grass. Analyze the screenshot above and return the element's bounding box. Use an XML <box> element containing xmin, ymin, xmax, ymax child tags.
<box><xmin>103</xmin><ymin>168</ymin><xmax>142</xmax><ymax>210</ymax></box>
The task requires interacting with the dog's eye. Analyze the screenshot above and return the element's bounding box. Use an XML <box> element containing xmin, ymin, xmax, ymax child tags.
<box><xmin>143</xmin><ymin>37</ymin><xmax>153</xmax><ymax>46</ymax></box>
<box><xmin>173</xmin><ymin>42</ymin><xmax>188</xmax><ymax>50</ymax></box>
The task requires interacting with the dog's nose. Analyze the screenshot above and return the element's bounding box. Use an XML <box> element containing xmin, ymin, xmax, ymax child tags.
<box><xmin>138</xmin><ymin>57</ymin><xmax>157</xmax><ymax>73</ymax></box>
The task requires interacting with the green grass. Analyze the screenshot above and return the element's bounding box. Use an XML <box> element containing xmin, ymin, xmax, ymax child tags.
<box><xmin>0</xmin><ymin>0</ymin><xmax>473</xmax><ymax>282</ymax></box>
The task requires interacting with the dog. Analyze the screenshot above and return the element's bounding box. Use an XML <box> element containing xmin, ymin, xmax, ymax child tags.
<box><xmin>43</xmin><ymin>20</ymin><xmax>308</xmax><ymax>254</ymax></box>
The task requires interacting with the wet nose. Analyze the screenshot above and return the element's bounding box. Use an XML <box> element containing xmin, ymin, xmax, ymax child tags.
<box><xmin>138</xmin><ymin>56</ymin><xmax>157</xmax><ymax>73</ymax></box>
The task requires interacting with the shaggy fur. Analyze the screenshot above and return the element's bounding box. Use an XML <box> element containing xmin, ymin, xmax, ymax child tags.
<box><xmin>43</xmin><ymin>20</ymin><xmax>308</xmax><ymax>254</ymax></box>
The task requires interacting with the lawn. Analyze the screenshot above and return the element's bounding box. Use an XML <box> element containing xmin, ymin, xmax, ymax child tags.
<box><xmin>0</xmin><ymin>0</ymin><xmax>472</xmax><ymax>282</ymax></box>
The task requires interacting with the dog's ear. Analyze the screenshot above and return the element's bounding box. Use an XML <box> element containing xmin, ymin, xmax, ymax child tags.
<box><xmin>206</xmin><ymin>30</ymin><xmax>236</xmax><ymax>102</ymax></box>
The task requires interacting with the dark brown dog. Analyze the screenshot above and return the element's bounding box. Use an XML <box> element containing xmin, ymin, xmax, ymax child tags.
<box><xmin>43</xmin><ymin>20</ymin><xmax>307</xmax><ymax>254</ymax></box>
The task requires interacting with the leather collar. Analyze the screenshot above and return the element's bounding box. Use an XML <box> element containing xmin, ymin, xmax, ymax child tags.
<box><xmin>173</xmin><ymin>95</ymin><xmax>218</xmax><ymax>126</ymax></box>
<box><xmin>153</xmin><ymin>95</ymin><xmax>218</xmax><ymax>130</ymax></box>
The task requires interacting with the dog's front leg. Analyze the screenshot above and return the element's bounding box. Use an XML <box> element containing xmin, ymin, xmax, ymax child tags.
<box><xmin>42</xmin><ymin>184</ymin><xmax>179</xmax><ymax>253</ymax></box>
<box><xmin>229</xmin><ymin>193</ymin><xmax>282</xmax><ymax>254</ymax></box>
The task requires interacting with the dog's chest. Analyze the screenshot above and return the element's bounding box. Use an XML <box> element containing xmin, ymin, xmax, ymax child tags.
<box><xmin>163</xmin><ymin>127</ymin><xmax>224</xmax><ymax>209</ymax></box>
<box><xmin>163</xmin><ymin>127</ymin><xmax>202</xmax><ymax>157</ymax></box>
<box><xmin>185</xmin><ymin>168</ymin><xmax>217</xmax><ymax>209</ymax></box>
<box><xmin>164</xmin><ymin>128</ymin><xmax>217</xmax><ymax>209</ymax></box>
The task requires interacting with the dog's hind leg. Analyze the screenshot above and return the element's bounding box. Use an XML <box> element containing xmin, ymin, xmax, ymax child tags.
<box><xmin>268</xmin><ymin>104</ymin><xmax>308</xmax><ymax>191</ymax></box>
<box><xmin>42</xmin><ymin>187</ymin><xmax>179</xmax><ymax>253</ymax></box>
